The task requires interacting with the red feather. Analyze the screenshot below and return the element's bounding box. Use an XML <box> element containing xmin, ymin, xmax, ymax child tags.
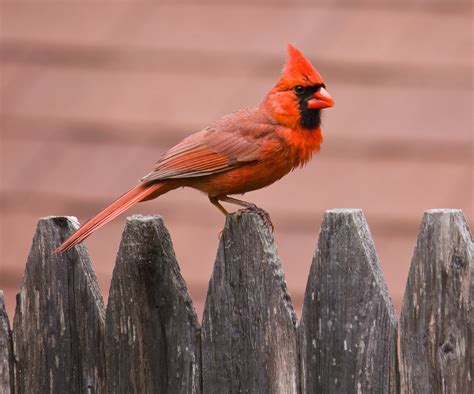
<box><xmin>55</xmin><ymin>183</ymin><xmax>169</xmax><ymax>252</ymax></box>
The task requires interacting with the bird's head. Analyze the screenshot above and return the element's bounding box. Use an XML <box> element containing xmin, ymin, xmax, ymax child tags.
<box><xmin>263</xmin><ymin>44</ymin><xmax>334</xmax><ymax>130</ymax></box>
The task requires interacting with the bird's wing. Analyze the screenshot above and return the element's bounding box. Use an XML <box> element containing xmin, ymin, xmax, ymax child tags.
<box><xmin>140</xmin><ymin>129</ymin><xmax>263</xmax><ymax>182</ymax></box>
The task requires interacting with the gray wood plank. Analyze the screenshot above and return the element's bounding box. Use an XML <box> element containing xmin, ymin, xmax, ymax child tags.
<box><xmin>12</xmin><ymin>216</ymin><xmax>106</xmax><ymax>393</ymax></box>
<box><xmin>201</xmin><ymin>211</ymin><xmax>299</xmax><ymax>393</ymax></box>
<box><xmin>299</xmin><ymin>209</ymin><xmax>399</xmax><ymax>393</ymax></box>
<box><xmin>105</xmin><ymin>215</ymin><xmax>201</xmax><ymax>394</ymax></box>
<box><xmin>400</xmin><ymin>209</ymin><xmax>473</xmax><ymax>393</ymax></box>
<box><xmin>0</xmin><ymin>291</ymin><xmax>14</xmax><ymax>394</ymax></box>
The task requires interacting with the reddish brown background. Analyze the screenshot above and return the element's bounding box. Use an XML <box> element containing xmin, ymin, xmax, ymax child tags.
<box><xmin>1</xmin><ymin>1</ymin><xmax>472</xmax><ymax>320</ymax></box>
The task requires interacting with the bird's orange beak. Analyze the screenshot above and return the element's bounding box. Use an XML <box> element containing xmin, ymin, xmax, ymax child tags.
<box><xmin>307</xmin><ymin>87</ymin><xmax>334</xmax><ymax>109</ymax></box>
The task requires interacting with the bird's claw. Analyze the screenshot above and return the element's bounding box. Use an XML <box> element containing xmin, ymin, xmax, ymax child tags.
<box><xmin>236</xmin><ymin>206</ymin><xmax>274</xmax><ymax>232</ymax></box>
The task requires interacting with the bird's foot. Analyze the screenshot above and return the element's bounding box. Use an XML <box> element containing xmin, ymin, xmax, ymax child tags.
<box><xmin>236</xmin><ymin>205</ymin><xmax>274</xmax><ymax>232</ymax></box>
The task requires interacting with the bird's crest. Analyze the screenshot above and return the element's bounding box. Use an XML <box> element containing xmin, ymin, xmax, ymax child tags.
<box><xmin>277</xmin><ymin>44</ymin><xmax>323</xmax><ymax>87</ymax></box>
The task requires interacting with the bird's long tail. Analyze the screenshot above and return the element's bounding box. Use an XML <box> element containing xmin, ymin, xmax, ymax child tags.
<box><xmin>55</xmin><ymin>182</ymin><xmax>169</xmax><ymax>253</ymax></box>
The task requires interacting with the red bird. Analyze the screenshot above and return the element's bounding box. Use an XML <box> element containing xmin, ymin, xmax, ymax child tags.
<box><xmin>56</xmin><ymin>45</ymin><xmax>334</xmax><ymax>252</ymax></box>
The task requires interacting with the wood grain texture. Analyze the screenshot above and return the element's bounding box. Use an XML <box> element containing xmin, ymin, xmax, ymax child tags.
<box><xmin>12</xmin><ymin>216</ymin><xmax>106</xmax><ymax>393</ymax></box>
<box><xmin>105</xmin><ymin>215</ymin><xmax>201</xmax><ymax>394</ymax></box>
<box><xmin>0</xmin><ymin>291</ymin><xmax>14</xmax><ymax>393</ymax></box>
<box><xmin>299</xmin><ymin>209</ymin><xmax>399</xmax><ymax>393</ymax></box>
<box><xmin>400</xmin><ymin>209</ymin><xmax>473</xmax><ymax>394</ymax></box>
<box><xmin>201</xmin><ymin>211</ymin><xmax>299</xmax><ymax>393</ymax></box>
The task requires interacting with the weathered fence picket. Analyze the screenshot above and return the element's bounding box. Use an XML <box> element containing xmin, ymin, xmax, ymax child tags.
<box><xmin>299</xmin><ymin>209</ymin><xmax>399</xmax><ymax>393</ymax></box>
<box><xmin>12</xmin><ymin>217</ymin><xmax>106</xmax><ymax>393</ymax></box>
<box><xmin>201</xmin><ymin>213</ymin><xmax>299</xmax><ymax>393</ymax></box>
<box><xmin>105</xmin><ymin>215</ymin><xmax>200</xmax><ymax>394</ymax></box>
<box><xmin>400</xmin><ymin>209</ymin><xmax>473</xmax><ymax>394</ymax></box>
<box><xmin>0</xmin><ymin>209</ymin><xmax>471</xmax><ymax>393</ymax></box>
<box><xmin>0</xmin><ymin>291</ymin><xmax>14</xmax><ymax>394</ymax></box>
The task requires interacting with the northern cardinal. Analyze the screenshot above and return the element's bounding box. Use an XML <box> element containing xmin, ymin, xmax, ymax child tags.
<box><xmin>56</xmin><ymin>44</ymin><xmax>334</xmax><ymax>252</ymax></box>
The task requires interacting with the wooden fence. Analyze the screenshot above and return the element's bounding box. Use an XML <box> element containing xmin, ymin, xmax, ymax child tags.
<box><xmin>0</xmin><ymin>209</ymin><xmax>472</xmax><ymax>393</ymax></box>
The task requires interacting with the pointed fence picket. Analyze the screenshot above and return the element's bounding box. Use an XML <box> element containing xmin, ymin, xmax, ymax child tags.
<box><xmin>299</xmin><ymin>209</ymin><xmax>399</xmax><ymax>393</ymax></box>
<box><xmin>105</xmin><ymin>215</ymin><xmax>200</xmax><ymax>393</ymax></box>
<box><xmin>202</xmin><ymin>213</ymin><xmax>299</xmax><ymax>393</ymax></box>
<box><xmin>400</xmin><ymin>210</ymin><xmax>473</xmax><ymax>394</ymax></box>
<box><xmin>0</xmin><ymin>209</ymin><xmax>471</xmax><ymax>393</ymax></box>
<box><xmin>11</xmin><ymin>217</ymin><xmax>106</xmax><ymax>393</ymax></box>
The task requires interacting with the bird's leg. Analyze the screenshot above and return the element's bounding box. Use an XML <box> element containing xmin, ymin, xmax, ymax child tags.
<box><xmin>209</xmin><ymin>196</ymin><xmax>229</xmax><ymax>239</ymax></box>
<box><xmin>218</xmin><ymin>196</ymin><xmax>274</xmax><ymax>231</ymax></box>
<box><xmin>209</xmin><ymin>196</ymin><xmax>229</xmax><ymax>216</ymax></box>
<box><xmin>217</xmin><ymin>196</ymin><xmax>257</xmax><ymax>209</ymax></box>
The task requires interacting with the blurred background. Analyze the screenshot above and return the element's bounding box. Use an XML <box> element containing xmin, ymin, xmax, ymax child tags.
<box><xmin>0</xmin><ymin>1</ymin><xmax>472</xmax><ymax>320</ymax></box>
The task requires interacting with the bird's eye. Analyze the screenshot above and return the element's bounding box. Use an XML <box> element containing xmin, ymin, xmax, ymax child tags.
<box><xmin>294</xmin><ymin>85</ymin><xmax>305</xmax><ymax>95</ymax></box>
